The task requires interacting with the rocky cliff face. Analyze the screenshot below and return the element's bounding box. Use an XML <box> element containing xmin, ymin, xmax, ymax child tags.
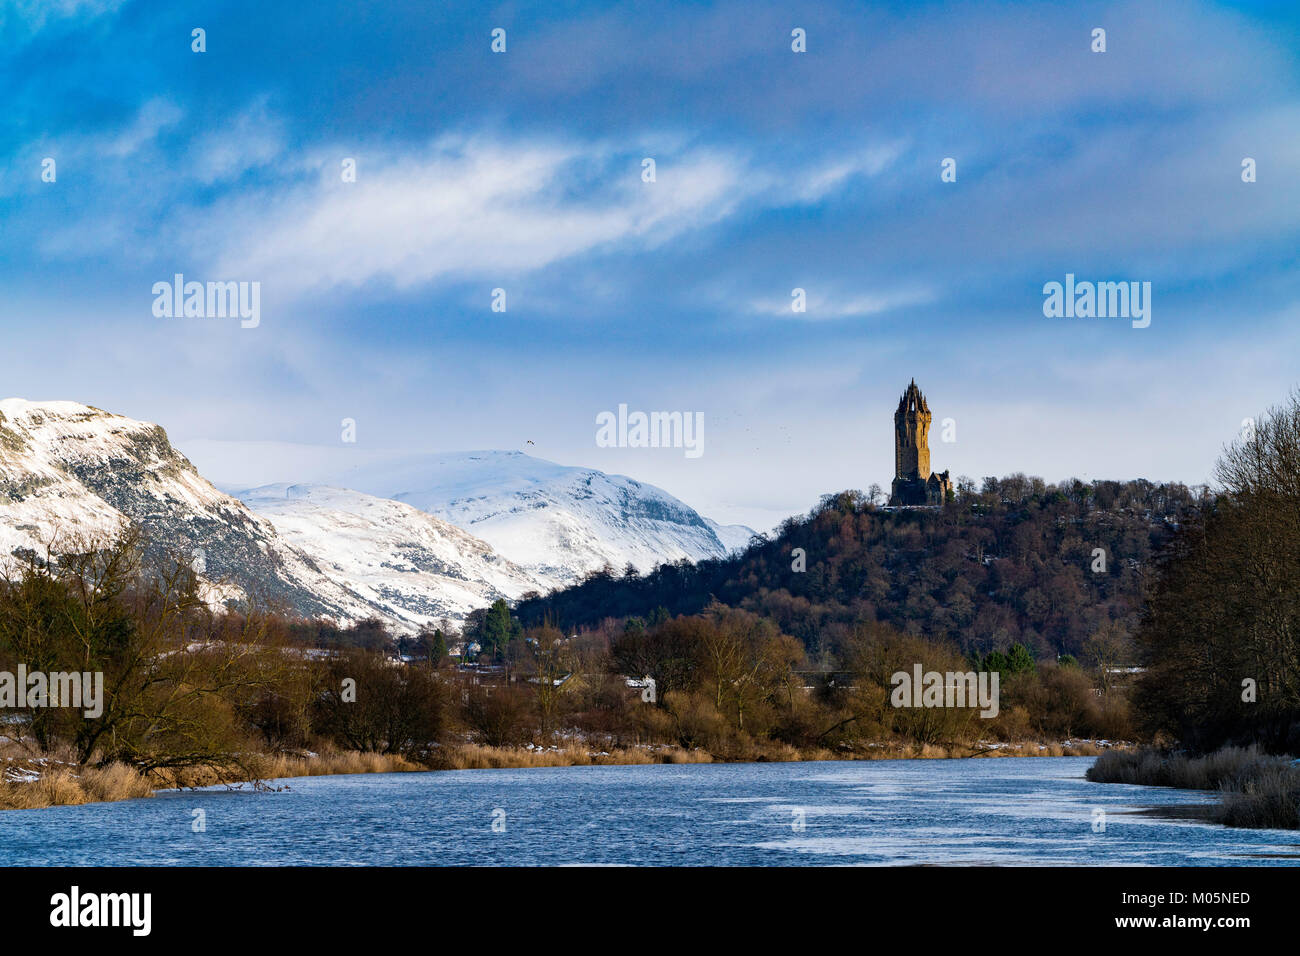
<box><xmin>0</xmin><ymin>399</ymin><xmax>429</xmax><ymax>625</ymax></box>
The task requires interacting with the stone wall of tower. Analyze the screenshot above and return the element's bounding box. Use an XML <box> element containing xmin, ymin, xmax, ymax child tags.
<box><xmin>893</xmin><ymin>384</ymin><xmax>931</xmax><ymax>481</ymax></box>
<box><xmin>895</xmin><ymin>409</ymin><xmax>931</xmax><ymax>479</ymax></box>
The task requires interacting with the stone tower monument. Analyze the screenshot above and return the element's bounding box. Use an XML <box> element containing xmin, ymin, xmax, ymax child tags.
<box><xmin>889</xmin><ymin>379</ymin><xmax>952</xmax><ymax>506</ymax></box>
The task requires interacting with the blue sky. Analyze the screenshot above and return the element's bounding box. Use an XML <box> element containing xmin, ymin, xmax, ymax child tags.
<box><xmin>2</xmin><ymin>0</ymin><xmax>1299</xmax><ymax>530</ymax></box>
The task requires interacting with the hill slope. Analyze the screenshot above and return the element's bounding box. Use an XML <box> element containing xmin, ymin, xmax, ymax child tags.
<box><xmin>515</xmin><ymin>482</ymin><xmax>1210</xmax><ymax>660</ymax></box>
<box><xmin>238</xmin><ymin>483</ymin><xmax>544</xmax><ymax>627</ymax></box>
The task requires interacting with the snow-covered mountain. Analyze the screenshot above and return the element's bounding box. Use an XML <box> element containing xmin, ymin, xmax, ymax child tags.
<box><xmin>0</xmin><ymin>399</ymin><xmax>756</xmax><ymax>630</ymax></box>
<box><xmin>705</xmin><ymin>517</ymin><xmax>759</xmax><ymax>555</ymax></box>
<box><xmin>236</xmin><ymin>484</ymin><xmax>545</xmax><ymax>628</ymax></box>
<box><xmin>0</xmin><ymin>399</ymin><xmax>500</xmax><ymax>629</ymax></box>
<box><xmin>324</xmin><ymin>450</ymin><xmax>755</xmax><ymax>589</ymax></box>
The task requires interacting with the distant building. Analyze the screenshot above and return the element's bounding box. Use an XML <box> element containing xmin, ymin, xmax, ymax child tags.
<box><xmin>889</xmin><ymin>379</ymin><xmax>952</xmax><ymax>506</ymax></box>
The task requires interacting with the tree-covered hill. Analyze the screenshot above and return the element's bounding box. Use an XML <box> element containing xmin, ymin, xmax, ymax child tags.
<box><xmin>515</xmin><ymin>476</ymin><xmax>1210</xmax><ymax>663</ymax></box>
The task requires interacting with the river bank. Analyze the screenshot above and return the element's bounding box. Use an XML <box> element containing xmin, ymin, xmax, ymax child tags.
<box><xmin>1086</xmin><ymin>746</ymin><xmax>1300</xmax><ymax>829</ymax></box>
<box><xmin>1</xmin><ymin>737</ymin><xmax>1116</xmax><ymax>810</ymax></box>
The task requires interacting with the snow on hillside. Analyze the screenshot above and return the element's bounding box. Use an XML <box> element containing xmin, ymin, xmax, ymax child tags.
<box><xmin>0</xmin><ymin>399</ymin><xmax>758</xmax><ymax>630</ymax></box>
<box><xmin>327</xmin><ymin>450</ymin><xmax>757</xmax><ymax>588</ymax></box>
<box><xmin>0</xmin><ymin>400</ymin><xmax>131</xmax><ymax>558</ymax></box>
<box><xmin>237</xmin><ymin>484</ymin><xmax>545</xmax><ymax>627</ymax></box>
<box><xmin>0</xmin><ymin>399</ymin><xmax>403</xmax><ymax>627</ymax></box>
<box><xmin>705</xmin><ymin>517</ymin><xmax>760</xmax><ymax>555</ymax></box>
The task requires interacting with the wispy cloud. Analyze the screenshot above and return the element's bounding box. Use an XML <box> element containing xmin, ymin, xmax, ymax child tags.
<box><xmin>0</xmin><ymin>0</ymin><xmax>125</xmax><ymax>40</ymax></box>
<box><xmin>196</xmin><ymin>133</ymin><xmax>902</xmax><ymax>295</ymax></box>
<box><xmin>749</xmin><ymin>286</ymin><xmax>936</xmax><ymax>320</ymax></box>
<box><xmin>188</xmin><ymin>98</ymin><xmax>285</xmax><ymax>185</ymax></box>
<box><xmin>207</xmin><ymin>138</ymin><xmax>742</xmax><ymax>292</ymax></box>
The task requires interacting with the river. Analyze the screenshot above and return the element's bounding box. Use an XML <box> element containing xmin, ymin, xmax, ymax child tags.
<box><xmin>2</xmin><ymin>757</ymin><xmax>1297</xmax><ymax>865</ymax></box>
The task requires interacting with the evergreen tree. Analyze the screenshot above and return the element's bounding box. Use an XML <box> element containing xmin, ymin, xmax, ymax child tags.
<box><xmin>427</xmin><ymin>628</ymin><xmax>448</xmax><ymax>665</ymax></box>
<box><xmin>482</xmin><ymin>599</ymin><xmax>519</xmax><ymax>661</ymax></box>
<box><xmin>1006</xmin><ymin>643</ymin><xmax>1036</xmax><ymax>674</ymax></box>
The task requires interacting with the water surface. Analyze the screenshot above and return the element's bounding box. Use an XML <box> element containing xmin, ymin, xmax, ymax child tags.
<box><xmin>2</xmin><ymin>757</ymin><xmax>1297</xmax><ymax>866</ymax></box>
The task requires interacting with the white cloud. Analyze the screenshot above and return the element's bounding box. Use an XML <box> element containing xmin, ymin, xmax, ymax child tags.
<box><xmin>750</xmin><ymin>285</ymin><xmax>935</xmax><ymax>320</ymax></box>
<box><xmin>3</xmin><ymin>97</ymin><xmax>183</xmax><ymax>203</ymax></box>
<box><xmin>100</xmin><ymin>98</ymin><xmax>184</xmax><ymax>158</ymax></box>
<box><xmin>207</xmin><ymin>137</ymin><xmax>749</xmax><ymax>292</ymax></box>
<box><xmin>791</xmin><ymin>144</ymin><xmax>904</xmax><ymax>202</ymax></box>
<box><xmin>188</xmin><ymin>98</ymin><xmax>285</xmax><ymax>185</ymax></box>
<box><xmin>199</xmin><ymin>133</ymin><xmax>901</xmax><ymax>295</ymax></box>
<box><xmin>0</xmin><ymin>0</ymin><xmax>124</xmax><ymax>37</ymax></box>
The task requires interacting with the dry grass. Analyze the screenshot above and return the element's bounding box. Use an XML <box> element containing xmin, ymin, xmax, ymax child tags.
<box><xmin>246</xmin><ymin>750</ymin><xmax>419</xmax><ymax>780</ymax></box>
<box><xmin>1065</xmin><ymin>742</ymin><xmax>1104</xmax><ymax>757</ymax></box>
<box><xmin>0</xmin><ymin>743</ymin><xmax>718</xmax><ymax>810</ymax></box>
<box><xmin>841</xmin><ymin>739</ymin><xmax>1110</xmax><ymax>760</ymax></box>
<box><xmin>0</xmin><ymin>734</ymin><xmax>1124</xmax><ymax>811</ymax></box>
<box><xmin>80</xmin><ymin>763</ymin><xmax>155</xmax><ymax>802</ymax></box>
<box><xmin>0</xmin><ymin>762</ymin><xmax>152</xmax><ymax>810</ymax></box>
<box><xmin>432</xmin><ymin>742</ymin><xmax>713</xmax><ymax>770</ymax></box>
<box><xmin>154</xmin><ymin>750</ymin><xmax>421</xmax><ymax>790</ymax></box>
<box><xmin>1086</xmin><ymin>745</ymin><xmax>1300</xmax><ymax>830</ymax></box>
<box><xmin>659</xmin><ymin>747</ymin><xmax>714</xmax><ymax>764</ymax></box>
<box><xmin>1216</xmin><ymin>766</ymin><xmax>1300</xmax><ymax>829</ymax></box>
<box><xmin>1085</xmin><ymin>745</ymin><xmax>1290</xmax><ymax>790</ymax></box>
<box><xmin>0</xmin><ymin>749</ymin><xmax>421</xmax><ymax>810</ymax></box>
